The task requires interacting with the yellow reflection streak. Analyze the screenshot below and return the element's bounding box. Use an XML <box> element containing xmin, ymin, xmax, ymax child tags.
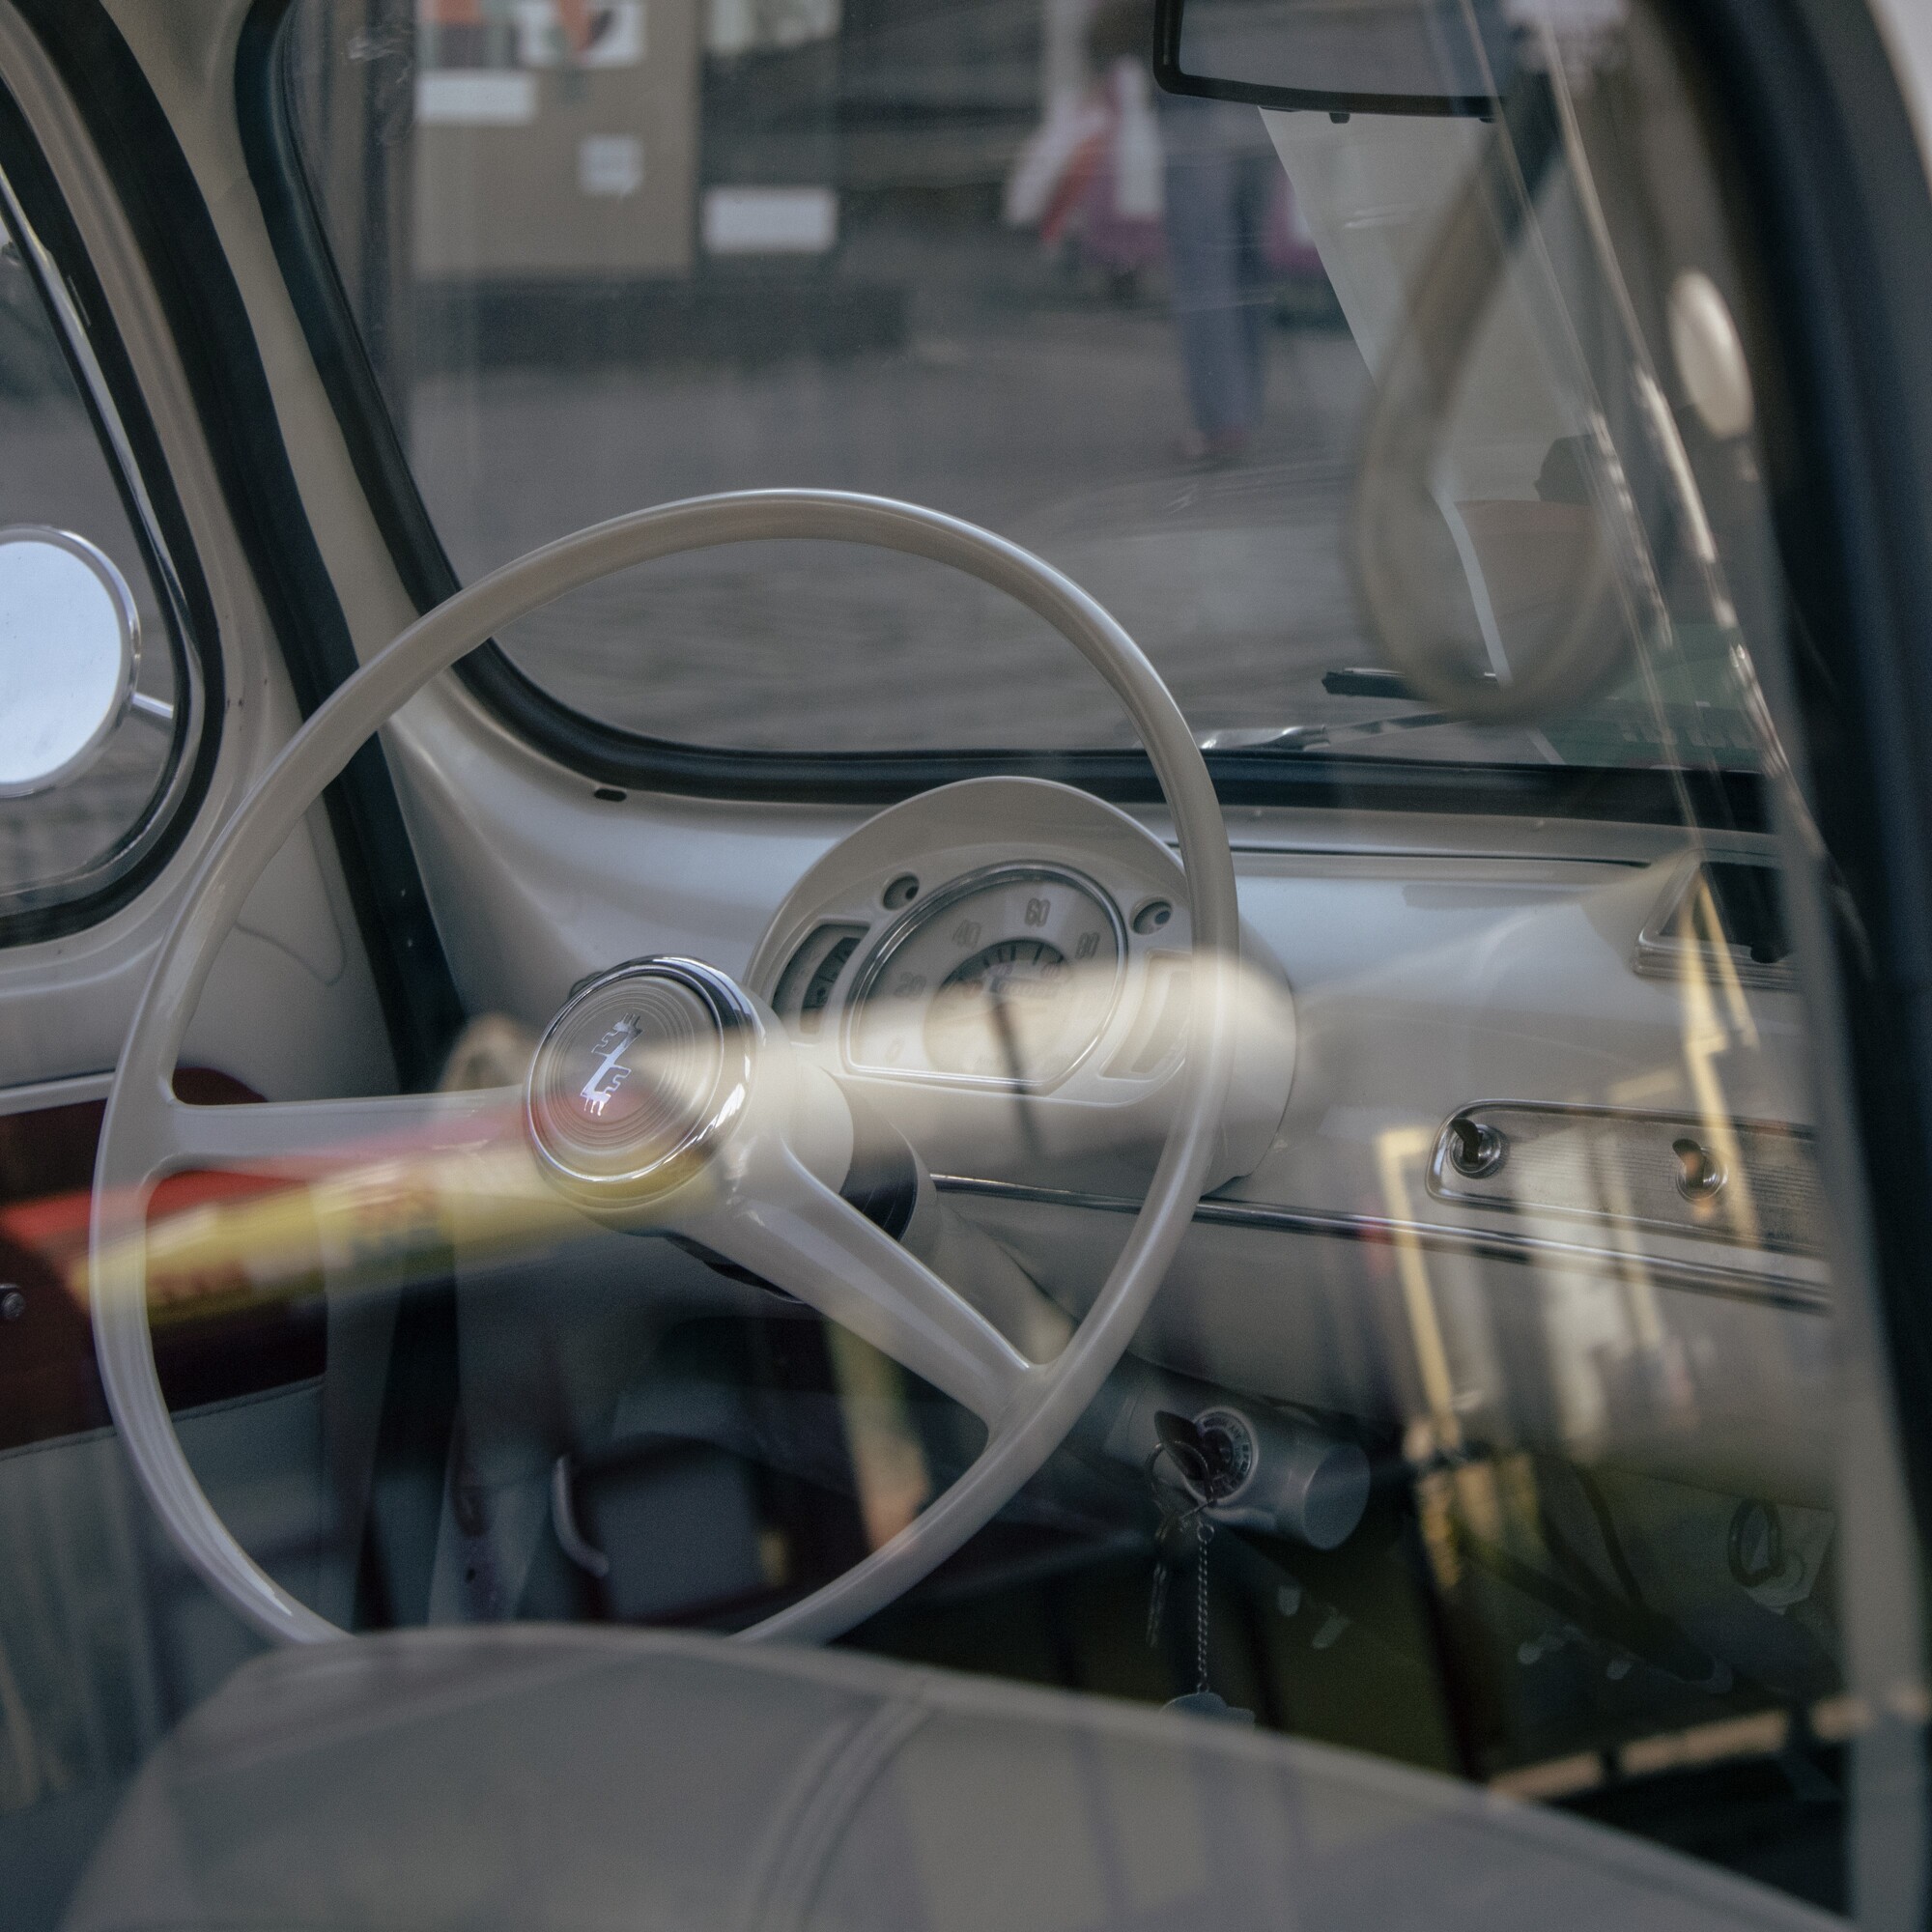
<box><xmin>1577</xmin><ymin>1110</ymin><xmax>1676</xmax><ymax>1389</ymax></box>
<box><xmin>77</xmin><ymin>1114</ymin><xmax>614</xmax><ymax>1320</ymax></box>
<box><xmin>826</xmin><ymin>1325</ymin><xmax>932</xmax><ymax>1551</ymax></box>
<box><xmin>1677</xmin><ymin>881</ymin><xmax>1763</xmax><ymax>1251</ymax></box>
<box><xmin>1377</xmin><ymin>1124</ymin><xmax>1504</xmax><ymax>1586</ymax></box>
<box><xmin>1377</xmin><ymin>1126</ymin><xmax>1462</xmax><ymax>1450</ymax></box>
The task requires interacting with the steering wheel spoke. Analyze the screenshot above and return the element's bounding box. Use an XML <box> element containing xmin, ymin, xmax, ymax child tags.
<box><xmin>99</xmin><ymin>1084</ymin><xmax>571</xmax><ymax>1296</ymax></box>
<box><xmin>143</xmin><ymin>1084</ymin><xmax>526</xmax><ymax>1180</ymax></box>
<box><xmin>687</xmin><ymin>1151</ymin><xmax>1033</xmax><ymax>1427</ymax></box>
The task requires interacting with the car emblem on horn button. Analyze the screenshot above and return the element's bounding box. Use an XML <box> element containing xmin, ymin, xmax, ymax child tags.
<box><xmin>526</xmin><ymin>957</ymin><xmax>759</xmax><ymax>1206</ymax></box>
<box><xmin>579</xmin><ymin>1015</ymin><xmax>642</xmax><ymax>1118</ymax></box>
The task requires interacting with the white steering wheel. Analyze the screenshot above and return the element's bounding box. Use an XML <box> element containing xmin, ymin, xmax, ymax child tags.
<box><xmin>90</xmin><ymin>491</ymin><xmax>1239</xmax><ymax>1648</ymax></box>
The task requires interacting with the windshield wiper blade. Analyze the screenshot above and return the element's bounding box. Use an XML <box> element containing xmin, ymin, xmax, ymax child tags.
<box><xmin>1321</xmin><ymin>667</ymin><xmax>1417</xmax><ymax>700</ymax></box>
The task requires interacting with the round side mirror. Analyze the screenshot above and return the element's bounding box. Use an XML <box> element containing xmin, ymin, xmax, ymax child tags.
<box><xmin>0</xmin><ymin>526</ymin><xmax>139</xmax><ymax>797</ymax></box>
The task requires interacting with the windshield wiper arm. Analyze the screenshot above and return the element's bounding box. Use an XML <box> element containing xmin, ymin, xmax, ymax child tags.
<box><xmin>1199</xmin><ymin>697</ymin><xmax>1463</xmax><ymax>756</ymax></box>
<box><xmin>1194</xmin><ymin>664</ymin><xmax>1513</xmax><ymax>753</ymax></box>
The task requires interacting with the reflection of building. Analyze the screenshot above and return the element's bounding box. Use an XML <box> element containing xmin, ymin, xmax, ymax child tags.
<box><xmin>287</xmin><ymin>0</ymin><xmax>1337</xmax><ymax>398</ymax></box>
<box><xmin>307</xmin><ymin>0</ymin><xmax>1362</xmax><ymax>381</ymax></box>
<box><xmin>413</xmin><ymin>0</ymin><xmax>700</xmax><ymax>279</ymax></box>
<box><xmin>290</xmin><ymin>0</ymin><xmax>887</xmax><ymax>373</ymax></box>
<box><xmin>410</xmin><ymin>0</ymin><xmax>867</xmax><ymax>278</ymax></box>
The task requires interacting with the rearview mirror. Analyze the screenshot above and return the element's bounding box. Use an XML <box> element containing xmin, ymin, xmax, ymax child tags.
<box><xmin>0</xmin><ymin>526</ymin><xmax>139</xmax><ymax>797</ymax></box>
<box><xmin>1152</xmin><ymin>0</ymin><xmax>1519</xmax><ymax>116</ymax></box>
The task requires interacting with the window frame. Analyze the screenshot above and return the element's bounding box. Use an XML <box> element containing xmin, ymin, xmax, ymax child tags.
<box><xmin>1679</xmin><ymin>0</ymin><xmax>1932</xmax><ymax>1561</ymax></box>
<box><xmin>242</xmin><ymin>0</ymin><xmax>1776</xmax><ymax>833</ymax></box>
<box><xmin>9</xmin><ymin>0</ymin><xmax>463</xmax><ymax>1089</ymax></box>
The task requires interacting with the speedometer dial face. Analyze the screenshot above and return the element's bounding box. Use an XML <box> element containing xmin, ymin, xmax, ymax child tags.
<box><xmin>847</xmin><ymin>867</ymin><xmax>1124</xmax><ymax>1090</ymax></box>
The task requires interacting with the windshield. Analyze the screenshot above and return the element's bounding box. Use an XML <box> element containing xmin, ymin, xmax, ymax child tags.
<box><xmin>283</xmin><ymin>0</ymin><xmax>1765</xmax><ymax>784</ymax></box>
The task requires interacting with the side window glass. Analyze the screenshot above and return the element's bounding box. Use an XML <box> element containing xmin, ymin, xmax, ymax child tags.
<box><xmin>0</xmin><ymin>188</ymin><xmax>201</xmax><ymax>929</ymax></box>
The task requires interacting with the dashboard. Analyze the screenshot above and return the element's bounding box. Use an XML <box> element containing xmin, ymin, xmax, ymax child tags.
<box><xmin>727</xmin><ymin>776</ymin><xmax>1830</xmax><ymax>1506</ymax></box>
<box><xmin>397</xmin><ymin>724</ymin><xmax>1833</xmax><ymax>1506</ymax></box>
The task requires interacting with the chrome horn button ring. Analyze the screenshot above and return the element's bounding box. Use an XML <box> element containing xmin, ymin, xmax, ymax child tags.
<box><xmin>526</xmin><ymin>956</ymin><xmax>759</xmax><ymax>1203</ymax></box>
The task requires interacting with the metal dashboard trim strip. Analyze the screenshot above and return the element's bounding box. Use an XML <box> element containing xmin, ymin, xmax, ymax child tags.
<box><xmin>932</xmin><ymin>1174</ymin><xmax>1831</xmax><ymax>1314</ymax></box>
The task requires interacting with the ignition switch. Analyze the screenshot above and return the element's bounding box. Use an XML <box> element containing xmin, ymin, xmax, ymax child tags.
<box><xmin>1097</xmin><ymin>1366</ymin><xmax>1369</xmax><ymax>1549</ymax></box>
<box><xmin>1153</xmin><ymin>1408</ymin><xmax>1251</xmax><ymax>1504</ymax></box>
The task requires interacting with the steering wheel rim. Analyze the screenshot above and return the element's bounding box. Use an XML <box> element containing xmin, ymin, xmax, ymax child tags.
<box><xmin>90</xmin><ymin>489</ymin><xmax>1240</xmax><ymax>1649</ymax></box>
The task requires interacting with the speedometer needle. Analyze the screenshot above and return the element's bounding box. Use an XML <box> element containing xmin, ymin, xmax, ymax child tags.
<box><xmin>988</xmin><ymin>980</ymin><xmax>1044</xmax><ymax>1162</ymax></box>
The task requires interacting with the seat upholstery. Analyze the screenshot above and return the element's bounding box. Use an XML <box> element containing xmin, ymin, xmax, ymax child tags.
<box><xmin>63</xmin><ymin>1626</ymin><xmax>1834</xmax><ymax>1932</ymax></box>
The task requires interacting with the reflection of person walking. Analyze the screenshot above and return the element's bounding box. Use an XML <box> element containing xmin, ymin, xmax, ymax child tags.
<box><xmin>1088</xmin><ymin>0</ymin><xmax>1279</xmax><ymax>464</ymax></box>
<box><xmin>1160</xmin><ymin>90</ymin><xmax>1279</xmax><ymax>463</ymax></box>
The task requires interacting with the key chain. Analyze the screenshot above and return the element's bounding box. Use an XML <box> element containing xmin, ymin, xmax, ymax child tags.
<box><xmin>1146</xmin><ymin>1483</ymin><xmax>1202</xmax><ymax>1647</ymax></box>
<box><xmin>1144</xmin><ymin>1434</ymin><xmax>1253</xmax><ymax>1723</ymax></box>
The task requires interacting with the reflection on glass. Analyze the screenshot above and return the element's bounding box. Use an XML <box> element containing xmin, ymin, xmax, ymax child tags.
<box><xmin>34</xmin><ymin>1</ymin><xmax>1892</xmax><ymax>1918</ymax></box>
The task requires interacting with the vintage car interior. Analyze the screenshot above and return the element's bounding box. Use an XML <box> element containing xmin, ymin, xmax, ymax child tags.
<box><xmin>1</xmin><ymin>0</ymin><xmax>1930</xmax><ymax>1927</ymax></box>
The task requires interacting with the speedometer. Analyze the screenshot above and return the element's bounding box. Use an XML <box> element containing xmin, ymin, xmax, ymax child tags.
<box><xmin>846</xmin><ymin>866</ymin><xmax>1124</xmax><ymax>1090</ymax></box>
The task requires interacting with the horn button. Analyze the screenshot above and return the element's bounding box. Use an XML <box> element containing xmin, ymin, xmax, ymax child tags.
<box><xmin>526</xmin><ymin>958</ymin><xmax>757</xmax><ymax>1203</ymax></box>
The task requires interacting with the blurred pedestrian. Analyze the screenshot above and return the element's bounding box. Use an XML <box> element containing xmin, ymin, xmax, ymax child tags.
<box><xmin>1158</xmin><ymin>86</ymin><xmax>1281</xmax><ymax>464</ymax></box>
<box><xmin>1088</xmin><ymin>0</ymin><xmax>1281</xmax><ymax>463</ymax></box>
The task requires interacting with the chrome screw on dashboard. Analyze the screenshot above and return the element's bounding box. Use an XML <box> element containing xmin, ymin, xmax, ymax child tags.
<box><xmin>1672</xmin><ymin>1137</ymin><xmax>1727</xmax><ymax>1202</ymax></box>
<box><xmin>1446</xmin><ymin>1115</ymin><xmax>1508</xmax><ymax>1179</ymax></box>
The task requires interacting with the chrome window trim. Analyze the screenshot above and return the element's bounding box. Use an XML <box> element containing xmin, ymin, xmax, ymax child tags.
<box><xmin>1421</xmin><ymin>1098</ymin><xmax>1822</xmax><ymax>1256</ymax></box>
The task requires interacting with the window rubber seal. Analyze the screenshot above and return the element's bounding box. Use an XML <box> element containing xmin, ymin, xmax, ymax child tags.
<box><xmin>234</xmin><ymin>0</ymin><xmax>1767</xmax><ymax>835</ymax></box>
<box><xmin>9</xmin><ymin>0</ymin><xmax>464</xmax><ymax>1090</ymax></box>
